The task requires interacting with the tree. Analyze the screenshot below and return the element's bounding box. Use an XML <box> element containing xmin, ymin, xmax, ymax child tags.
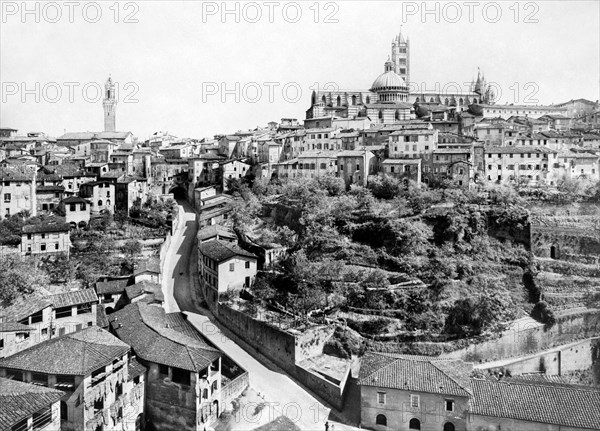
<box><xmin>39</xmin><ymin>253</ymin><xmax>73</xmax><ymax>284</ymax></box>
<box><xmin>367</xmin><ymin>175</ymin><xmax>403</xmax><ymax>200</ymax></box>
<box><xmin>121</xmin><ymin>240</ymin><xmax>142</xmax><ymax>273</ymax></box>
<box><xmin>0</xmin><ymin>256</ymin><xmax>49</xmax><ymax>306</ymax></box>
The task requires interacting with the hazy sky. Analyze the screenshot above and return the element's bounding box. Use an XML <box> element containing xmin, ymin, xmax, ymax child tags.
<box><xmin>1</xmin><ymin>1</ymin><xmax>599</xmax><ymax>139</ymax></box>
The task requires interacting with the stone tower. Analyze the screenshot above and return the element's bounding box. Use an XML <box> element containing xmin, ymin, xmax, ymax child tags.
<box><xmin>390</xmin><ymin>27</ymin><xmax>410</xmax><ymax>84</ymax></box>
<box><xmin>103</xmin><ymin>76</ymin><xmax>116</xmax><ymax>132</ymax></box>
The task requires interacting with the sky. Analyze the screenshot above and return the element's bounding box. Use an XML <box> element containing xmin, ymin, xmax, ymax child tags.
<box><xmin>1</xmin><ymin>0</ymin><xmax>599</xmax><ymax>140</ymax></box>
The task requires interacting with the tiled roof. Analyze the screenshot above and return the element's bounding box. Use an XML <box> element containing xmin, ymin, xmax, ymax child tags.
<box><xmin>109</xmin><ymin>304</ymin><xmax>220</xmax><ymax>372</ymax></box>
<box><xmin>382</xmin><ymin>158</ymin><xmax>421</xmax><ymax>165</ymax></box>
<box><xmin>96</xmin><ymin>279</ymin><xmax>129</xmax><ymax>295</ymax></box>
<box><xmin>0</xmin><ymin>327</ymin><xmax>129</xmax><ymax>375</ymax></box>
<box><xmin>22</xmin><ymin>222</ymin><xmax>70</xmax><ymax>234</ymax></box>
<box><xmin>199</xmin><ymin>239</ymin><xmax>256</xmax><ymax>262</ymax></box>
<box><xmin>0</xmin><ymin>322</ymin><xmax>34</xmax><ymax>333</ymax></box>
<box><xmin>0</xmin><ymin>377</ymin><xmax>65</xmax><ymax>431</ymax></box>
<box><xmin>36</xmin><ymin>185</ymin><xmax>65</xmax><ymax>193</ymax></box>
<box><xmin>125</xmin><ymin>280</ymin><xmax>164</xmax><ymax>301</ymax></box>
<box><xmin>134</xmin><ymin>257</ymin><xmax>160</xmax><ymax>275</ymax></box>
<box><xmin>197</xmin><ymin>224</ymin><xmax>237</xmax><ymax>242</ymax></box>
<box><xmin>0</xmin><ymin>166</ymin><xmax>36</xmax><ymax>181</ymax></box>
<box><xmin>337</xmin><ymin>150</ymin><xmax>373</xmax><ymax>157</ymax></box>
<box><xmin>469</xmin><ymin>378</ymin><xmax>600</xmax><ymax>429</ymax></box>
<box><xmin>50</xmin><ymin>288</ymin><xmax>98</xmax><ymax>308</ymax></box>
<box><xmin>0</xmin><ymin>296</ymin><xmax>51</xmax><ymax>323</ymax></box>
<box><xmin>359</xmin><ymin>352</ymin><xmax>472</xmax><ymax>397</ymax></box>
<box><xmin>127</xmin><ymin>358</ymin><xmax>147</xmax><ymax>381</ymax></box>
<box><xmin>61</xmin><ymin>196</ymin><xmax>89</xmax><ymax>204</ymax></box>
<box><xmin>485</xmin><ymin>146</ymin><xmax>556</xmax><ymax>155</ymax></box>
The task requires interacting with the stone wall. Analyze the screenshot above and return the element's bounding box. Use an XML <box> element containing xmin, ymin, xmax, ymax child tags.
<box><xmin>442</xmin><ymin>310</ymin><xmax>600</xmax><ymax>364</ymax></box>
<box><xmin>294</xmin><ymin>363</ymin><xmax>350</xmax><ymax>411</ymax></box>
<box><xmin>530</xmin><ymin>216</ymin><xmax>600</xmax><ymax>263</ymax></box>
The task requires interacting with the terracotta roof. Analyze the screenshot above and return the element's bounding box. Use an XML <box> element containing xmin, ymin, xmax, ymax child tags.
<box><xmin>36</xmin><ymin>185</ymin><xmax>65</xmax><ymax>193</ymax></box>
<box><xmin>0</xmin><ymin>166</ymin><xmax>36</xmax><ymax>181</ymax></box>
<box><xmin>197</xmin><ymin>224</ymin><xmax>237</xmax><ymax>242</ymax></box>
<box><xmin>469</xmin><ymin>378</ymin><xmax>600</xmax><ymax>429</ymax></box>
<box><xmin>22</xmin><ymin>222</ymin><xmax>70</xmax><ymax>234</ymax></box>
<box><xmin>0</xmin><ymin>327</ymin><xmax>129</xmax><ymax>375</ymax></box>
<box><xmin>359</xmin><ymin>352</ymin><xmax>472</xmax><ymax>397</ymax></box>
<box><xmin>0</xmin><ymin>296</ymin><xmax>51</xmax><ymax>323</ymax></box>
<box><xmin>486</xmin><ymin>146</ymin><xmax>556</xmax><ymax>155</ymax></box>
<box><xmin>0</xmin><ymin>322</ymin><xmax>34</xmax><ymax>333</ymax></box>
<box><xmin>134</xmin><ymin>257</ymin><xmax>160</xmax><ymax>275</ymax></box>
<box><xmin>125</xmin><ymin>280</ymin><xmax>164</xmax><ymax>301</ymax></box>
<box><xmin>109</xmin><ymin>304</ymin><xmax>220</xmax><ymax>372</ymax></box>
<box><xmin>0</xmin><ymin>377</ymin><xmax>65</xmax><ymax>431</ymax></box>
<box><xmin>198</xmin><ymin>239</ymin><xmax>256</xmax><ymax>262</ymax></box>
<box><xmin>61</xmin><ymin>196</ymin><xmax>89</xmax><ymax>204</ymax></box>
<box><xmin>127</xmin><ymin>358</ymin><xmax>147</xmax><ymax>381</ymax></box>
<box><xmin>96</xmin><ymin>279</ymin><xmax>129</xmax><ymax>295</ymax></box>
<box><xmin>50</xmin><ymin>288</ymin><xmax>98</xmax><ymax>308</ymax></box>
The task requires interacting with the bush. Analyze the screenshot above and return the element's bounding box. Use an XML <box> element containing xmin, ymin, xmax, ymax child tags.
<box><xmin>530</xmin><ymin>301</ymin><xmax>556</xmax><ymax>329</ymax></box>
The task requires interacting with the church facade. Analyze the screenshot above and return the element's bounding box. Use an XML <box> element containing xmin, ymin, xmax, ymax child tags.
<box><xmin>306</xmin><ymin>29</ymin><xmax>493</xmax><ymax>124</ymax></box>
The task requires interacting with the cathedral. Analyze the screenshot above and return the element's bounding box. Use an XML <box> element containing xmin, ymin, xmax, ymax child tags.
<box><xmin>306</xmin><ymin>28</ymin><xmax>494</xmax><ymax>124</ymax></box>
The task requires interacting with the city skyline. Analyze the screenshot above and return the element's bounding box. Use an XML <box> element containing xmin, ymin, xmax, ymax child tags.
<box><xmin>1</xmin><ymin>1</ymin><xmax>599</xmax><ymax>139</ymax></box>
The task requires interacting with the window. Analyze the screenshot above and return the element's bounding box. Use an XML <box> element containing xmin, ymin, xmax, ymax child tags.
<box><xmin>40</xmin><ymin>244</ymin><xmax>46</xmax><ymax>252</ymax></box>
<box><xmin>158</xmin><ymin>364</ymin><xmax>169</xmax><ymax>377</ymax></box>
<box><xmin>11</xmin><ymin>418</ymin><xmax>28</xmax><ymax>431</ymax></box>
<box><xmin>377</xmin><ymin>392</ymin><xmax>386</xmax><ymax>404</ymax></box>
<box><xmin>409</xmin><ymin>418</ymin><xmax>421</xmax><ymax>430</ymax></box>
<box><xmin>229</xmin><ymin>263</ymin><xmax>235</xmax><ymax>272</ymax></box>
<box><xmin>93</xmin><ymin>397</ymin><xmax>104</xmax><ymax>413</ymax></box>
<box><xmin>171</xmin><ymin>367</ymin><xmax>191</xmax><ymax>386</ymax></box>
<box><xmin>3</xmin><ymin>193</ymin><xmax>10</xmax><ymax>203</ymax></box>
<box><xmin>31</xmin><ymin>310</ymin><xmax>43</xmax><ymax>324</ymax></box>
<box><xmin>376</xmin><ymin>414</ymin><xmax>387</xmax><ymax>426</ymax></box>
<box><xmin>245</xmin><ymin>261</ymin><xmax>250</xmax><ymax>269</ymax></box>
<box><xmin>77</xmin><ymin>303</ymin><xmax>92</xmax><ymax>315</ymax></box>
<box><xmin>55</xmin><ymin>306</ymin><xmax>72</xmax><ymax>319</ymax></box>
<box><xmin>410</xmin><ymin>394</ymin><xmax>420</xmax><ymax>408</ymax></box>
<box><xmin>445</xmin><ymin>399</ymin><xmax>454</xmax><ymax>412</ymax></box>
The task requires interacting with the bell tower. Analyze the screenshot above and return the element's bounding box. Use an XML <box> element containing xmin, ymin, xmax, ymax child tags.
<box><xmin>390</xmin><ymin>27</ymin><xmax>410</xmax><ymax>84</ymax></box>
<box><xmin>103</xmin><ymin>76</ymin><xmax>116</xmax><ymax>132</ymax></box>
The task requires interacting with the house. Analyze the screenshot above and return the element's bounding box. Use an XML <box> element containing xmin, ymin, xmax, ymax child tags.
<box><xmin>198</xmin><ymin>239</ymin><xmax>258</xmax><ymax>305</ymax></box>
<box><xmin>95</xmin><ymin>278</ymin><xmax>130</xmax><ymax>314</ymax></box>
<box><xmin>36</xmin><ymin>185</ymin><xmax>65</xmax><ymax>213</ymax></box>
<box><xmin>78</xmin><ymin>181</ymin><xmax>115</xmax><ymax>215</ymax></box>
<box><xmin>295</xmin><ymin>151</ymin><xmax>339</xmax><ymax>179</ymax></box>
<box><xmin>221</xmin><ymin>159</ymin><xmax>252</xmax><ymax>191</ymax></box>
<box><xmin>422</xmin><ymin>147</ymin><xmax>475</xmax><ymax>187</ymax></box>
<box><xmin>359</xmin><ymin>352</ymin><xmax>473</xmax><ymax>431</ymax></box>
<box><xmin>120</xmin><ymin>280</ymin><xmax>164</xmax><ymax>306</ymax></box>
<box><xmin>483</xmin><ymin>146</ymin><xmax>557</xmax><ymax>186</ymax></box>
<box><xmin>109</xmin><ymin>304</ymin><xmax>226</xmax><ymax>429</ymax></box>
<box><xmin>60</xmin><ymin>196</ymin><xmax>91</xmax><ymax>228</ymax></box>
<box><xmin>133</xmin><ymin>257</ymin><xmax>161</xmax><ymax>284</ymax></box>
<box><xmin>116</xmin><ymin>175</ymin><xmax>148</xmax><ymax>213</ymax></box>
<box><xmin>337</xmin><ymin>150</ymin><xmax>377</xmax><ymax>187</ymax></box>
<box><xmin>0</xmin><ymin>377</ymin><xmax>65</xmax><ymax>431</ymax></box>
<box><xmin>193</xmin><ymin>186</ymin><xmax>218</xmax><ymax>211</ymax></box>
<box><xmin>538</xmin><ymin>114</ymin><xmax>573</xmax><ymax>131</ymax></box>
<box><xmin>158</xmin><ymin>143</ymin><xmax>194</xmax><ymax>159</ymax></box>
<box><xmin>0</xmin><ymin>326</ymin><xmax>144</xmax><ymax>431</ymax></box>
<box><xmin>198</xmin><ymin>194</ymin><xmax>233</xmax><ymax>228</ymax></box>
<box><xmin>381</xmin><ymin>158</ymin><xmax>421</xmax><ymax>183</ymax></box>
<box><xmin>0</xmin><ymin>296</ymin><xmax>53</xmax><ymax>359</ymax></box>
<box><xmin>48</xmin><ymin>288</ymin><xmax>99</xmax><ymax>336</ymax></box>
<box><xmin>0</xmin><ymin>165</ymin><xmax>37</xmax><ymax>219</ymax></box>
<box><xmin>388</xmin><ymin>128</ymin><xmax>438</xmax><ymax>159</ymax></box>
<box><xmin>21</xmin><ymin>222</ymin><xmax>70</xmax><ymax>256</ymax></box>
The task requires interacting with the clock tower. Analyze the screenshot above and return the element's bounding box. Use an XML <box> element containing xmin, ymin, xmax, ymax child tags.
<box><xmin>103</xmin><ymin>76</ymin><xmax>116</xmax><ymax>132</ymax></box>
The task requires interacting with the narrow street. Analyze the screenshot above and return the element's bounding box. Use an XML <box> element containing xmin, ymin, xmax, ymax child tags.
<box><xmin>163</xmin><ymin>201</ymin><xmax>359</xmax><ymax>431</ymax></box>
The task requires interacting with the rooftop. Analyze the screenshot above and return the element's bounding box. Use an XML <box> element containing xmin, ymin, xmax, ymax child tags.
<box><xmin>0</xmin><ymin>327</ymin><xmax>129</xmax><ymax>376</ymax></box>
<box><xmin>124</xmin><ymin>280</ymin><xmax>164</xmax><ymax>302</ymax></box>
<box><xmin>470</xmin><ymin>377</ymin><xmax>600</xmax><ymax>429</ymax></box>
<box><xmin>198</xmin><ymin>239</ymin><xmax>256</xmax><ymax>262</ymax></box>
<box><xmin>95</xmin><ymin>278</ymin><xmax>130</xmax><ymax>295</ymax></box>
<box><xmin>197</xmin><ymin>224</ymin><xmax>237</xmax><ymax>242</ymax></box>
<box><xmin>359</xmin><ymin>352</ymin><xmax>472</xmax><ymax>397</ymax></box>
<box><xmin>0</xmin><ymin>377</ymin><xmax>65</xmax><ymax>431</ymax></box>
<box><xmin>134</xmin><ymin>257</ymin><xmax>160</xmax><ymax>275</ymax></box>
<box><xmin>50</xmin><ymin>288</ymin><xmax>98</xmax><ymax>308</ymax></box>
<box><xmin>109</xmin><ymin>303</ymin><xmax>221</xmax><ymax>372</ymax></box>
<box><xmin>22</xmin><ymin>222</ymin><xmax>70</xmax><ymax>234</ymax></box>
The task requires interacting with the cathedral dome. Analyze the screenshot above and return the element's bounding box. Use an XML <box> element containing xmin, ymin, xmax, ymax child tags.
<box><xmin>370</xmin><ymin>70</ymin><xmax>406</xmax><ymax>92</ymax></box>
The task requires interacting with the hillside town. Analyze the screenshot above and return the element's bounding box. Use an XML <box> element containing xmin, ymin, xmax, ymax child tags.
<box><xmin>2</xmin><ymin>12</ymin><xmax>600</xmax><ymax>431</ymax></box>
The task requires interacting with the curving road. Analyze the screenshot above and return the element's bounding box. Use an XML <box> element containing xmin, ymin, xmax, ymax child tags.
<box><xmin>163</xmin><ymin>200</ymin><xmax>360</xmax><ymax>431</ymax></box>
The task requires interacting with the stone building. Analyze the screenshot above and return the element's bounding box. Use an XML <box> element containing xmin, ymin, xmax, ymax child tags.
<box><xmin>79</xmin><ymin>180</ymin><xmax>115</xmax><ymax>215</ymax></box>
<box><xmin>337</xmin><ymin>150</ymin><xmax>377</xmax><ymax>187</ymax></box>
<box><xmin>60</xmin><ymin>196</ymin><xmax>91</xmax><ymax>228</ymax></box>
<box><xmin>109</xmin><ymin>304</ymin><xmax>247</xmax><ymax>430</ymax></box>
<box><xmin>198</xmin><ymin>239</ymin><xmax>258</xmax><ymax>306</ymax></box>
<box><xmin>21</xmin><ymin>223</ymin><xmax>71</xmax><ymax>256</ymax></box>
<box><xmin>0</xmin><ymin>326</ymin><xmax>144</xmax><ymax>431</ymax></box>
<box><xmin>0</xmin><ymin>165</ymin><xmax>37</xmax><ymax>219</ymax></box>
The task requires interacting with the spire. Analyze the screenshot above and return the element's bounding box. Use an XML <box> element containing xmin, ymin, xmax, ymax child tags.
<box><xmin>474</xmin><ymin>67</ymin><xmax>482</xmax><ymax>94</ymax></box>
<box><xmin>398</xmin><ymin>25</ymin><xmax>406</xmax><ymax>44</ymax></box>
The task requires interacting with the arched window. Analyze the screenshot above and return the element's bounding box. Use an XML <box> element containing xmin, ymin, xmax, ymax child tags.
<box><xmin>379</xmin><ymin>110</ymin><xmax>384</xmax><ymax>120</ymax></box>
<box><xmin>430</xmin><ymin>97</ymin><xmax>434</xmax><ymax>103</ymax></box>
<box><xmin>321</xmin><ymin>95</ymin><xmax>326</xmax><ymax>104</ymax></box>
<box><xmin>376</xmin><ymin>414</ymin><xmax>387</xmax><ymax>426</ymax></box>
<box><xmin>98</xmin><ymin>200</ymin><xmax>103</xmax><ymax>207</ymax></box>
<box><xmin>366</xmin><ymin>96</ymin><xmax>371</xmax><ymax>104</ymax></box>
<box><xmin>409</xmin><ymin>418</ymin><xmax>421</xmax><ymax>430</ymax></box>
<box><xmin>337</xmin><ymin>96</ymin><xmax>341</xmax><ymax>106</ymax></box>
<box><xmin>445</xmin><ymin>98</ymin><xmax>449</xmax><ymax>106</ymax></box>
<box><xmin>415</xmin><ymin>97</ymin><xmax>420</xmax><ymax>102</ymax></box>
<box><xmin>443</xmin><ymin>423</ymin><xmax>455</xmax><ymax>431</ymax></box>
<box><xmin>473</xmin><ymin>98</ymin><xmax>478</xmax><ymax>104</ymax></box>
<box><xmin>352</xmin><ymin>95</ymin><xmax>357</xmax><ymax>105</ymax></box>
<box><xmin>459</xmin><ymin>98</ymin><xmax>463</xmax><ymax>105</ymax></box>
<box><xmin>395</xmin><ymin>110</ymin><xmax>400</xmax><ymax>121</ymax></box>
